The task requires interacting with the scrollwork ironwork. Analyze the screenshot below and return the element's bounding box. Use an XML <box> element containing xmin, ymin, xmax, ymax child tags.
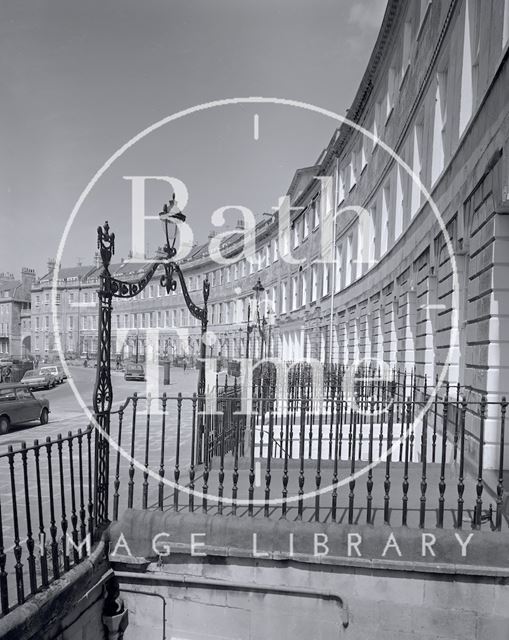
<box><xmin>92</xmin><ymin>214</ymin><xmax>209</xmax><ymax>525</ymax></box>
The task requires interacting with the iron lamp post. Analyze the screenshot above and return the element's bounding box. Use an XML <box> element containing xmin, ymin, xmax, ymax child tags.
<box><xmin>92</xmin><ymin>196</ymin><xmax>209</xmax><ymax>528</ymax></box>
<box><xmin>252</xmin><ymin>278</ymin><xmax>266</xmax><ymax>360</ymax></box>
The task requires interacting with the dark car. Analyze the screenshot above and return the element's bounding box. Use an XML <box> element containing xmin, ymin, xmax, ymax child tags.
<box><xmin>124</xmin><ymin>363</ymin><xmax>145</xmax><ymax>382</ymax></box>
<box><xmin>20</xmin><ymin>369</ymin><xmax>55</xmax><ymax>390</ymax></box>
<box><xmin>0</xmin><ymin>384</ymin><xmax>50</xmax><ymax>434</ymax></box>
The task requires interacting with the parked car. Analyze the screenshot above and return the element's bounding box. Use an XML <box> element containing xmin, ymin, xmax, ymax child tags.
<box><xmin>124</xmin><ymin>363</ymin><xmax>145</xmax><ymax>382</ymax></box>
<box><xmin>20</xmin><ymin>369</ymin><xmax>56</xmax><ymax>390</ymax></box>
<box><xmin>56</xmin><ymin>364</ymin><xmax>67</xmax><ymax>380</ymax></box>
<box><xmin>39</xmin><ymin>365</ymin><xmax>65</xmax><ymax>384</ymax></box>
<box><xmin>0</xmin><ymin>384</ymin><xmax>50</xmax><ymax>434</ymax></box>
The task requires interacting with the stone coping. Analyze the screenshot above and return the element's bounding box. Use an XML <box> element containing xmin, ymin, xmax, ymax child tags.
<box><xmin>0</xmin><ymin>541</ymin><xmax>110</xmax><ymax>640</ymax></box>
<box><xmin>108</xmin><ymin>510</ymin><xmax>509</xmax><ymax>578</ymax></box>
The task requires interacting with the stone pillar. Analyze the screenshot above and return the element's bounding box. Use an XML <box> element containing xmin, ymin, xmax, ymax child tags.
<box><xmin>463</xmin><ymin>158</ymin><xmax>509</xmax><ymax>469</ymax></box>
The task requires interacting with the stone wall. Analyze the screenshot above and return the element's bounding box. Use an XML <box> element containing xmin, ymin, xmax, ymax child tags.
<box><xmin>0</xmin><ymin>542</ymin><xmax>110</xmax><ymax>640</ymax></box>
<box><xmin>110</xmin><ymin>510</ymin><xmax>509</xmax><ymax>640</ymax></box>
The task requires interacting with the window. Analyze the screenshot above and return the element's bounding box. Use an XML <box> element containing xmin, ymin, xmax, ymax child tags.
<box><xmin>367</xmin><ymin>208</ymin><xmax>377</xmax><ymax>268</ymax></box>
<box><xmin>313</xmin><ymin>197</ymin><xmax>320</xmax><ymax>228</ymax></box>
<box><xmin>411</xmin><ymin>118</ymin><xmax>424</xmax><ymax>217</ymax></box>
<box><xmin>360</xmin><ymin>143</ymin><xmax>367</xmax><ymax>173</ymax></box>
<box><xmin>68</xmin><ymin>316</ymin><xmax>73</xmax><ymax>330</ymax></box>
<box><xmin>401</xmin><ymin>21</ymin><xmax>412</xmax><ymax>79</ymax></box>
<box><xmin>322</xmin><ymin>264</ymin><xmax>329</xmax><ymax>297</ymax></box>
<box><xmin>303</xmin><ymin>211</ymin><xmax>309</xmax><ymax>238</ymax></box>
<box><xmin>293</xmin><ymin>222</ymin><xmax>300</xmax><ymax>249</ymax></box>
<box><xmin>460</xmin><ymin>0</ymin><xmax>481</xmax><ymax>135</ymax></box>
<box><xmin>311</xmin><ymin>265</ymin><xmax>318</xmax><ymax>302</ymax></box>
<box><xmin>281</xmin><ymin>281</ymin><xmax>287</xmax><ymax>313</ymax></box>
<box><xmin>381</xmin><ymin>185</ymin><xmax>390</xmax><ymax>256</ymax></box>
<box><xmin>336</xmin><ymin>167</ymin><xmax>345</xmax><ymax>204</ymax></box>
<box><xmin>504</xmin><ymin>0</ymin><xmax>509</xmax><ymax>48</ymax></box>
<box><xmin>431</xmin><ymin>70</ymin><xmax>448</xmax><ymax>184</ymax></box>
<box><xmin>345</xmin><ymin>234</ymin><xmax>353</xmax><ymax>286</ymax></box>
<box><xmin>291</xmin><ymin>277</ymin><xmax>298</xmax><ymax>310</ymax></box>
<box><xmin>301</xmin><ymin>273</ymin><xmax>307</xmax><ymax>307</ymax></box>
<box><xmin>323</xmin><ymin>176</ymin><xmax>333</xmax><ymax>217</ymax></box>
<box><xmin>419</xmin><ymin>0</ymin><xmax>431</xmax><ymax>33</ymax></box>
<box><xmin>386</xmin><ymin>67</ymin><xmax>397</xmax><ymax>119</ymax></box>
<box><xmin>273</xmin><ymin>239</ymin><xmax>279</xmax><ymax>262</ymax></box>
<box><xmin>372</xmin><ymin>101</ymin><xmax>382</xmax><ymax>151</ymax></box>
<box><xmin>334</xmin><ymin>246</ymin><xmax>342</xmax><ymax>293</ymax></box>
<box><xmin>395</xmin><ymin>164</ymin><xmax>404</xmax><ymax>239</ymax></box>
<box><xmin>349</xmin><ymin>157</ymin><xmax>356</xmax><ymax>190</ymax></box>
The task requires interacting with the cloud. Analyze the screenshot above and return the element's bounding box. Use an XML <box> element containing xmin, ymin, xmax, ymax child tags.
<box><xmin>348</xmin><ymin>0</ymin><xmax>387</xmax><ymax>31</ymax></box>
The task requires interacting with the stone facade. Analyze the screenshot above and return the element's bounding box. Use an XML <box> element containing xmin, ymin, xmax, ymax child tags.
<box><xmin>110</xmin><ymin>510</ymin><xmax>509</xmax><ymax>640</ymax></box>
<box><xmin>28</xmin><ymin>1</ymin><xmax>509</xmax><ymax>452</ymax></box>
<box><xmin>0</xmin><ymin>268</ymin><xmax>35</xmax><ymax>357</ymax></box>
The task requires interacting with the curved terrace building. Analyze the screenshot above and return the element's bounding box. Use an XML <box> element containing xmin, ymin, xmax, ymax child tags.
<box><xmin>9</xmin><ymin>3</ymin><xmax>509</xmax><ymax>640</ymax></box>
<box><xmin>33</xmin><ymin>0</ymin><xmax>509</xmax><ymax>468</ymax></box>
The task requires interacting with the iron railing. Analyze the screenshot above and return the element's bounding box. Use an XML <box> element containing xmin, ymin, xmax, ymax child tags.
<box><xmin>104</xmin><ymin>375</ymin><xmax>508</xmax><ymax>532</ymax></box>
<box><xmin>0</xmin><ymin>427</ymin><xmax>95</xmax><ymax>617</ymax></box>
<box><xmin>0</xmin><ymin>367</ymin><xmax>507</xmax><ymax>619</ymax></box>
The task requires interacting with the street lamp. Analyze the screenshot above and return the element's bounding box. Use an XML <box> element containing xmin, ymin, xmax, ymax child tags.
<box><xmin>92</xmin><ymin>196</ymin><xmax>210</xmax><ymax>526</ymax></box>
<box><xmin>244</xmin><ymin>302</ymin><xmax>256</xmax><ymax>359</ymax></box>
<box><xmin>252</xmin><ymin>278</ymin><xmax>266</xmax><ymax>360</ymax></box>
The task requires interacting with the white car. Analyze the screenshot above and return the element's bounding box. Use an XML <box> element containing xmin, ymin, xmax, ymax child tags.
<box><xmin>39</xmin><ymin>365</ymin><xmax>65</xmax><ymax>384</ymax></box>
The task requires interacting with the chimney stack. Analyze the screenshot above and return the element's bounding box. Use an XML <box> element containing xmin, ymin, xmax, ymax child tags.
<box><xmin>21</xmin><ymin>267</ymin><xmax>36</xmax><ymax>293</ymax></box>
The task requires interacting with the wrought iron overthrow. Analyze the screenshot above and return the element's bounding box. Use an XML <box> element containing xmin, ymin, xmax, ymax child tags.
<box><xmin>93</xmin><ymin>201</ymin><xmax>209</xmax><ymax>526</ymax></box>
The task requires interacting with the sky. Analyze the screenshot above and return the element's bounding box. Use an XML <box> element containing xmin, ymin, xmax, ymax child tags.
<box><xmin>0</xmin><ymin>0</ymin><xmax>386</xmax><ymax>277</ymax></box>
